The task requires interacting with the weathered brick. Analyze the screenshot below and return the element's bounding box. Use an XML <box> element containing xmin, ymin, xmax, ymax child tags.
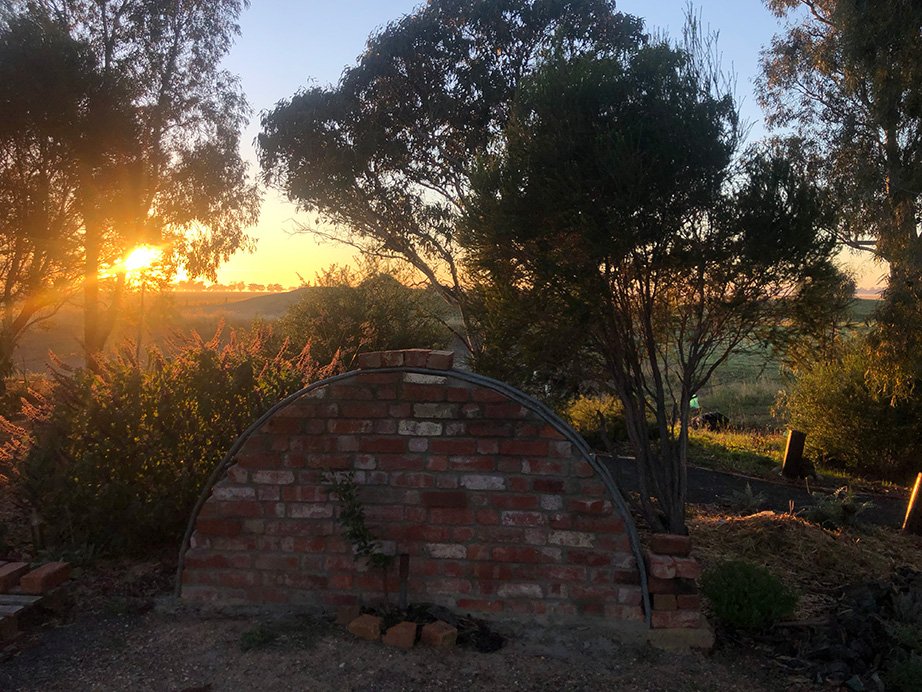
<box><xmin>421</xmin><ymin>620</ymin><xmax>457</xmax><ymax>647</ymax></box>
<box><xmin>430</xmin><ymin>438</ymin><xmax>477</xmax><ymax>455</ymax></box>
<box><xmin>460</xmin><ymin>474</ymin><xmax>505</xmax><ymax>490</ymax></box>
<box><xmin>359</xmin><ymin>437</ymin><xmax>408</xmax><ymax>454</ymax></box>
<box><xmin>674</xmin><ymin>557</ymin><xmax>702</xmax><ymax>579</ymax></box>
<box><xmin>398</xmin><ymin>420</ymin><xmax>443</xmax><ymax>436</ymax></box>
<box><xmin>340</xmin><ymin>401</ymin><xmax>388</xmax><ymax>418</ymax></box>
<box><xmin>347</xmin><ymin>614</ymin><xmax>382</xmax><ymax>640</ymax></box>
<box><xmin>497</xmin><ymin>583</ymin><xmax>542</xmax><ymax>599</ymax></box>
<box><xmin>252</xmin><ymin>470</ymin><xmax>294</xmax><ymax>485</ymax></box>
<box><xmin>356</xmin><ymin>351</ymin><xmax>384</xmax><ymax>369</ymax></box>
<box><xmin>456</xmin><ymin>598</ymin><xmax>503</xmax><ymax>613</ymax></box>
<box><xmin>426</xmin><ymin>543</ymin><xmax>466</xmax><ymax>559</ymax></box>
<box><xmin>649</xmin><ymin>533</ymin><xmax>692</xmax><ymax>557</ymax></box>
<box><xmin>426</xmin><ymin>350</ymin><xmax>454</xmax><ymax>369</ymax></box>
<box><xmin>499</xmin><ymin>439</ymin><xmax>549</xmax><ymax>456</ymax></box>
<box><xmin>677</xmin><ymin>594</ymin><xmax>702</xmax><ymax>609</ymax></box>
<box><xmin>646</xmin><ymin>553</ymin><xmax>677</xmax><ymax>579</ymax></box>
<box><xmin>651</xmin><ymin>609</ymin><xmax>702</xmax><ymax>629</ymax></box>
<box><xmin>548</xmin><ymin>531</ymin><xmax>594</xmax><ymax>548</ymax></box>
<box><xmin>20</xmin><ymin>562</ymin><xmax>71</xmax><ymax>594</ymax></box>
<box><xmin>402</xmin><ymin>349</ymin><xmax>432</xmax><ymax>367</ymax></box>
<box><xmin>0</xmin><ymin>562</ymin><xmax>29</xmax><ymax>591</ymax></box>
<box><xmin>653</xmin><ymin>593</ymin><xmax>678</xmax><ymax>611</ymax></box>
<box><xmin>501</xmin><ymin>511</ymin><xmax>546</xmax><ymax>527</ymax></box>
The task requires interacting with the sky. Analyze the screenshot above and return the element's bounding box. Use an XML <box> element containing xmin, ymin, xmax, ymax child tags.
<box><xmin>215</xmin><ymin>0</ymin><xmax>885</xmax><ymax>290</ymax></box>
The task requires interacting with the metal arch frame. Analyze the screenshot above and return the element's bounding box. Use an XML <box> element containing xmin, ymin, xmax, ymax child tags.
<box><xmin>175</xmin><ymin>367</ymin><xmax>652</xmax><ymax>628</ymax></box>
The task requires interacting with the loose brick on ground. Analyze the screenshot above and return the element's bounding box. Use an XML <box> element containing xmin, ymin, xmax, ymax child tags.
<box><xmin>421</xmin><ymin>620</ymin><xmax>457</xmax><ymax>648</ymax></box>
<box><xmin>0</xmin><ymin>563</ymin><xmax>29</xmax><ymax>592</ymax></box>
<box><xmin>20</xmin><ymin>562</ymin><xmax>70</xmax><ymax>595</ymax></box>
<box><xmin>382</xmin><ymin>621</ymin><xmax>417</xmax><ymax>650</ymax></box>
<box><xmin>347</xmin><ymin>614</ymin><xmax>382</xmax><ymax>641</ymax></box>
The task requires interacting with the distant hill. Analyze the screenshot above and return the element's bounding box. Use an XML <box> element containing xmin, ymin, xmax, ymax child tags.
<box><xmin>177</xmin><ymin>288</ymin><xmax>309</xmax><ymax>321</ymax></box>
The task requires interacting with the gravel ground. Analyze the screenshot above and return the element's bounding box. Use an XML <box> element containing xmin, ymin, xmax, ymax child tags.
<box><xmin>0</xmin><ymin>605</ymin><xmax>776</xmax><ymax>692</ymax></box>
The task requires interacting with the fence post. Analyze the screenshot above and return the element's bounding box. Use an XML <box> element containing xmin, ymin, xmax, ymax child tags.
<box><xmin>902</xmin><ymin>473</ymin><xmax>922</xmax><ymax>534</ymax></box>
<box><xmin>781</xmin><ymin>429</ymin><xmax>807</xmax><ymax>479</ymax></box>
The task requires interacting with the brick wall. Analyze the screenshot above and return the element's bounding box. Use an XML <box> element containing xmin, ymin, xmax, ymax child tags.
<box><xmin>180</xmin><ymin>349</ymin><xmax>648</xmax><ymax>624</ymax></box>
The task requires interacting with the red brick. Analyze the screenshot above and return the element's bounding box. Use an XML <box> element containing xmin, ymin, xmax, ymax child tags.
<box><xmin>647</xmin><ymin>577</ymin><xmax>680</xmax><ymax>594</ymax></box>
<box><xmin>340</xmin><ymin>401</ymin><xmax>388</xmax><ymax>418</ymax></box>
<box><xmin>360</xmin><ymin>437</ymin><xmax>408</xmax><ymax>454</ymax></box>
<box><xmin>421</xmin><ymin>620</ymin><xmax>457</xmax><ymax>647</ymax></box>
<box><xmin>501</xmin><ymin>511</ymin><xmax>546</xmax><ymax>527</ymax></box>
<box><xmin>523</xmin><ymin>460</ymin><xmax>565</xmax><ymax>475</ymax></box>
<box><xmin>380</xmin><ymin>350</ymin><xmax>406</xmax><ymax>367</ymax></box>
<box><xmin>646</xmin><ymin>553</ymin><xmax>676</xmax><ymax>579</ymax></box>
<box><xmin>651</xmin><ymin>610</ymin><xmax>702</xmax><ymax>629</ymax></box>
<box><xmin>499</xmin><ymin>439</ymin><xmax>549</xmax><ymax>456</ymax></box>
<box><xmin>612</xmin><ymin>568</ymin><xmax>640</xmax><ymax>584</ymax></box>
<box><xmin>466</xmin><ymin>422</ymin><xmax>512</xmax><ymax>437</ymax></box>
<box><xmin>402</xmin><ymin>349</ymin><xmax>432</xmax><ymax>367</ymax></box>
<box><xmin>426</xmin><ymin>350</ymin><xmax>454</xmax><ymax>369</ymax></box>
<box><xmin>430</xmin><ymin>439</ymin><xmax>477</xmax><ymax>455</ymax></box>
<box><xmin>429</xmin><ymin>508</ymin><xmax>475</xmax><ymax>524</ymax></box>
<box><xmin>457</xmin><ymin>598</ymin><xmax>504</xmax><ymax>613</ymax></box>
<box><xmin>445</xmin><ymin>386</ymin><xmax>470</xmax><ymax>401</ymax></box>
<box><xmin>568</xmin><ymin>550</ymin><xmax>611</xmax><ymax>567</ymax></box>
<box><xmin>677</xmin><ymin>594</ymin><xmax>701</xmax><ymax>609</ymax></box>
<box><xmin>420</xmin><ymin>491</ymin><xmax>468</xmax><ymax>508</ymax></box>
<box><xmin>653</xmin><ymin>593</ymin><xmax>678</xmax><ymax>611</ymax></box>
<box><xmin>533</xmin><ymin>478</ymin><xmax>566</xmax><ymax>493</ymax></box>
<box><xmin>491</xmin><ymin>494</ymin><xmax>540</xmax><ymax>510</ymax></box>
<box><xmin>649</xmin><ymin>533</ymin><xmax>692</xmax><ymax>557</ymax></box>
<box><xmin>347</xmin><ymin>614</ymin><xmax>382</xmax><ymax>640</ymax></box>
<box><xmin>403</xmin><ymin>384</ymin><xmax>446</xmax><ymax>401</ymax></box>
<box><xmin>0</xmin><ymin>562</ymin><xmax>29</xmax><ymax>592</ymax></box>
<box><xmin>674</xmin><ymin>557</ymin><xmax>702</xmax><ymax>579</ymax></box>
<box><xmin>382</xmin><ymin>621</ymin><xmax>417</xmax><ymax>649</ymax></box>
<box><xmin>356</xmin><ymin>351</ymin><xmax>384</xmax><ymax>369</ymax></box>
<box><xmin>196</xmin><ymin>518</ymin><xmax>243</xmax><ymax>537</ymax></box>
<box><xmin>20</xmin><ymin>562</ymin><xmax>70</xmax><ymax>595</ymax></box>
<box><xmin>390</xmin><ymin>473</ymin><xmax>435</xmax><ymax>488</ymax></box>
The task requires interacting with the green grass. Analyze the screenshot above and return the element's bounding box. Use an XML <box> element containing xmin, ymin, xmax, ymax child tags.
<box><xmin>687</xmin><ymin>428</ymin><xmax>784</xmax><ymax>476</ymax></box>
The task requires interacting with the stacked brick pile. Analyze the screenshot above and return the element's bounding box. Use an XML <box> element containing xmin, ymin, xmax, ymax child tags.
<box><xmin>181</xmin><ymin>349</ymin><xmax>643</xmax><ymax>624</ymax></box>
<box><xmin>0</xmin><ymin>560</ymin><xmax>71</xmax><ymax>640</ymax></box>
<box><xmin>645</xmin><ymin>535</ymin><xmax>703</xmax><ymax>629</ymax></box>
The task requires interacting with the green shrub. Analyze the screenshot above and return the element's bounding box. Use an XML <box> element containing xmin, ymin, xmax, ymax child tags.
<box><xmin>783</xmin><ymin>337</ymin><xmax>922</xmax><ymax>483</ymax></box>
<box><xmin>700</xmin><ymin>560</ymin><xmax>798</xmax><ymax>629</ymax></box>
<box><xmin>803</xmin><ymin>486</ymin><xmax>873</xmax><ymax>530</ymax></box>
<box><xmin>277</xmin><ymin>262</ymin><xmax>450</xmax><ymax>368</ymax></box>
<box><xmin>563</xmin><ymin>394</ymin><xmax>626</xmax><ymax>450</ymax></box>
<box><xmin>885</xmin><ymin>652</ymin><xmax>922</xmax><ymax>692</ymax></box>
<box><xmin>0</xmin><ymin>327</ymin><xmax>332</xmax><ymax>556</ymax></box>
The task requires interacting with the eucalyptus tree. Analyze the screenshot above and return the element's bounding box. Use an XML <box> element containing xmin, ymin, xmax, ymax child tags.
<box><xmin>258</xmin><ymin>0</ymin><xmax>644</xmax><ymax>353</ymax></box>
<box><xmin>10</xmin><ymin>0</ymin><xmax>259</xmax><ymax>358</ymax></box>
<box><xmin>761</xmin><ymin>1</ymin><xmax>922</xmax><ymax>392</ymax></box>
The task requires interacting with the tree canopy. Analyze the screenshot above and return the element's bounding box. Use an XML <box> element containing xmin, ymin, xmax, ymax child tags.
<box><xmin>760</xmin><ymin>0</ymin><xmax>922</xmax><ymax>396</ymax></box>
<box><xmin>258</xmin><ymin>0</ymin><xmax>645</xmax><ymax>352</ymax></box>
<box><xmin>464</xmin><ymin>43</ymin><xmax>844</xmax><ymax>533</ymax></box>
<box><xmin>6</xmin><ymin>0</ymin><xmax>259</xmax><ymax>358</ymax></box>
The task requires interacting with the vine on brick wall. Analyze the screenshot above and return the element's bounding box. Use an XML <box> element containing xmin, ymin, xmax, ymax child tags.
<box><xmin>324</xmin><ymin>470</ymin><xmax>394</xmax><ymax>571</ymax></box>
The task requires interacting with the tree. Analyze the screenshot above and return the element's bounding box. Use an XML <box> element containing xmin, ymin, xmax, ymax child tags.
<box><xmin>0</xmin><ymin>15</ymin><xmax>108</xmax><ymax>386</ymax></box>
<box><xmin>760</xmin><ymin>1</ymin><xmax>922</xmax><ymax>392</ymax></box>
<box><xmin>277</xmin><ymin>261</ymin><xmax>450</xmax><ymax>369</ymax></box>
<box><xmin>258</xmin><ymin>0</ymin><xmax>644</xmax><ymax>353</ymax></box>
<box><xmin>11</xmin><ymin>0</ymin><xmax>259</xmax><ymax>359</ymax></box>
<box><xmin>464</xmin><ymin>44</ymin><xmax>843</xmax><ymax>533</ymax></box>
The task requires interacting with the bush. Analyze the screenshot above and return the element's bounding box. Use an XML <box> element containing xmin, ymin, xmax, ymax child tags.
<box><xmin>277</xmin><ymin>263</ymin><xmax>450</xmax><ymax>368</ymax></box>
<box><xmin>563</xmin><ymin>394</ymin><xmax>626</xmax><ymax>450</ymax></box>
<box><xmin>803</xmin><ymin>486</ymin><xmax>873</xmax><ymax>530</ymax></box>
<box><xmin>783</xmin><ymin>337</ymin><xmax>922</xmax><ymax>483</ymax></box>
<box><xmin>0</xmin><ymin>327</ymin><xmax>333</xmax><ymax>556</ymax></box>
<box><xmin>700</xmin><ymin>560</ymin><xmax>798</xmax><ymax>629</ymax></box>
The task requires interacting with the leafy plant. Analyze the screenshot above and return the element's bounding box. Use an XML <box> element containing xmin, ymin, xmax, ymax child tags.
<box><xmin>324</xmin><ymin>471</ymin><xmax>394</xmax><ymax>571</ymax></box>
<box><xmin>0</xmin><ymin>326</ymin><xmax>332</xmax><ymax>555</ymax></box>
<box><xmin>240</xmin><ymin>623</ymin><xmax>279</xmax><ymax>652</ymax></box>
<box><xmin>803</xmin><ymin>487</ymin><xmax>874</xmax><ymax>530</ymax></box>
<box><xmin>563</xmin><ymin>394</ymin><xmax>626</xmax><ymax>449</ymax></box>
<box><xmin>700</xmin><ymin>560</ymin><xmax>798</xmax><ymax>630</ymax></box>
<box><xmin>724</xmin><ymin>483</ymin><xmax>768</xmax><ymax>515</ymax></box>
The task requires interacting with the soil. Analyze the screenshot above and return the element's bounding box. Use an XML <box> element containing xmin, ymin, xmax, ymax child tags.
<box><xmin>0</xmin><ymin>601</ymin><xmax>775</xmax><ymax>691</ymax></box>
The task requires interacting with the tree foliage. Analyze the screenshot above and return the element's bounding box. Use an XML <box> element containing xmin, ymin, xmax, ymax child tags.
<box><xmin>276</xmin><ymin>262</ymin><xmax>451</xmax><ymax>369</ymax></box>
<box><xmin>7</xmin><ymin>0</ymin><xmax>259</xmax><ymax>357</ymax></box>
<box><xmin>464</xmin><ymin>39</ymin><xmax>843</xmax><ymax>533</ymax></box>
<box><xmin>258</xmin><ymin>0</ymin><xmax>644</xmax><ymax>352</ymax></box>
<box><xmin>760</xmin><ymin>0</ymin><xmax>922</xmax><ymax>394</ymax></box>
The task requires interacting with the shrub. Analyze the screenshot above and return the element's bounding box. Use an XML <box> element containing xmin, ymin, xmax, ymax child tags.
<box><xmin>700</xmin><ymin>560</ymin><xmax>798</xmax><ymax>629</ymax></box>
<box><xmin>563</xmin><ymin>394</ymin><xmax>626</xmax><ymax>450</ymax></box>
<box><xmin>803</xmin><ymin>486</ymin><xmax>873</xmax><ymax>530</ymax></box>
<box><xmin>0</xmin><ymin>326</ymin><xmax>334</xmax><ymax>556</ymax></box>
<box><xmin>277</xmin><ymin>262</ymin><xmax>450</xmax><ymax>368</ymax></box>
<box><xmin>783</xmin><ymin>337</ymin><xmax>922</xmax><ymax>483</ymax></box>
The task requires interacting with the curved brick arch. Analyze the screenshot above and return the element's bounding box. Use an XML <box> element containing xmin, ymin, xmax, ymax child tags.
<box><xmin>178</xmin><ymin>349</ymin><xmax>654</xmax><ymax>627</ymax></box>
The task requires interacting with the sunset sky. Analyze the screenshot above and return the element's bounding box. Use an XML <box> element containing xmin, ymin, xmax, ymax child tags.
<box><xmin>215</xmin><ymin>0</ymin><xmax>886</xmax><ymax>290</ymax></box>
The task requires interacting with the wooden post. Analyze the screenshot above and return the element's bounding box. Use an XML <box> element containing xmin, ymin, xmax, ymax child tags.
<box><xmin>781</xmin><ymin>429</ymin><xmax>807</xmax><ymax>479</ymax></box>
<box><xmin>902</xmin><ymin>473</ymin><xmax>922</xmax><ymax>534</ymax></box>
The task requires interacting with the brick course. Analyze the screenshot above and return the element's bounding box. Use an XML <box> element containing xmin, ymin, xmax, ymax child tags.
<box><xmin>182</xmin><ymin>350</ymin><xmax>645</xmax><ymax>625</ymax></box>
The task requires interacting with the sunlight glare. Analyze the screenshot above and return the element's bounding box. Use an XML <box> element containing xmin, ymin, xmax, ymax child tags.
<box><xmin>123</xmin><ymin>245</ymin><xmax>162</xmax><ymax>275</ymax></box>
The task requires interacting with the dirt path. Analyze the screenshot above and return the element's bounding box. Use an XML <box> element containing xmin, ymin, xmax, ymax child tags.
<box><xmin>0</xmin><ymin>606</ymin><xmax>774</xmax><ymax>692</ymax></box>
<box><xmin>604</xmin><ymin>456</ymin><xmax>909</xmax><ymax>528</ymax></box>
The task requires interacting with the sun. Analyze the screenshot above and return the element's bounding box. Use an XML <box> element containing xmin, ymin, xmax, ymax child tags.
<box><xmin>123</xmin><ymin>245</ymin><xmax>162</xmax><ymax>275</ymax></box>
